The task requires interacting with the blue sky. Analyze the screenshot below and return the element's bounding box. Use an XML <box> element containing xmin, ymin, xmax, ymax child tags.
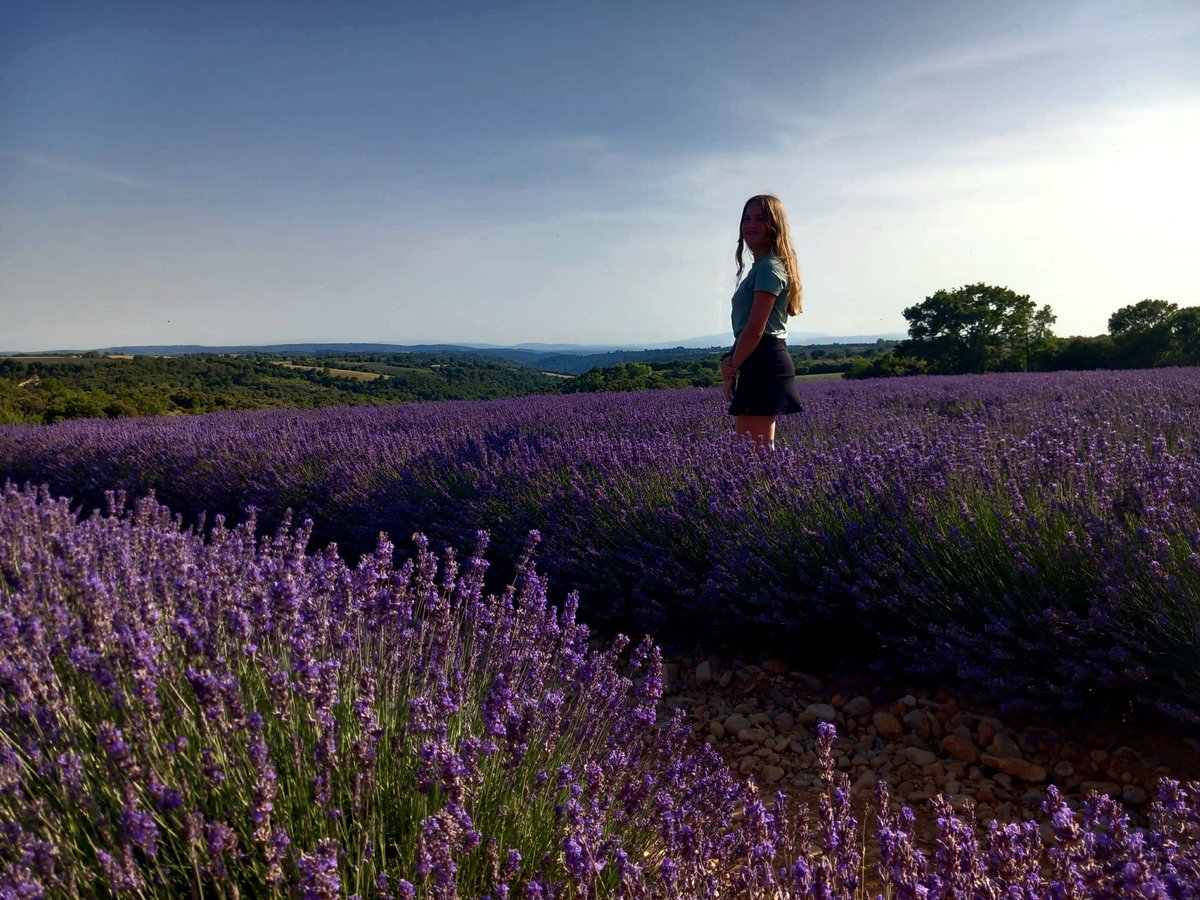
<box><xmin>2</xmin><ymin>0</ymin><xmax>1198</xmax><ymax>351</ymax></box>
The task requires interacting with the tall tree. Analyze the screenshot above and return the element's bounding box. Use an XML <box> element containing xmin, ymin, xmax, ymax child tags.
<box><xmin>1108</xmin><ymin>299</ymin><xmax>1179</xmax><ymax>337</ymax></box>
<box><xmin>1013</xmin><ymin>303</ymin><xmax>1058</xmax><ymax>373</ymax></box>
<box><xmin>1168</xmin><ymin>307</ymin><xmax>1200</xmax><ymax>366</ymax></box>
<box><xmin>1108</xmin><ymin>299</ymin><xmax>1179</xmax><ymax>368</ymax></box>
<box><xmin>897</xmin><ymin>283</ymin><xmax>1055</xmax><ymax>374</ymax></box>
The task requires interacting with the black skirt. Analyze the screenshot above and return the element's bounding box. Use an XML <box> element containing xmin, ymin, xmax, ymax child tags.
<box><xmin>728</xmin><ymin>336</ymin><xmax>805</xmax><ymax>416</ymax></box>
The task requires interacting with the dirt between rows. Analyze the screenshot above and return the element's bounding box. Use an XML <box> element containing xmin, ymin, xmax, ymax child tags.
<box><xmin>658</xmin><ymin>652</ymin><xmax>1200</xmax><ymax>850</ymax></box>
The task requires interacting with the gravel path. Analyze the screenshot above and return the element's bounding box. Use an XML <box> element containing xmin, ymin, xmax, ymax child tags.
<box><xmin>660</xmin><ymin>652</ymin><xmax>1200</xmax><ymax>842</ymax></box>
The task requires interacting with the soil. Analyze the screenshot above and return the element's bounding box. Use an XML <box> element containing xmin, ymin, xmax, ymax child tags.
<box><xmin>658</xmin><ymin>650</ymin><xmax>1200</xmax><ymax>852</ymax></box>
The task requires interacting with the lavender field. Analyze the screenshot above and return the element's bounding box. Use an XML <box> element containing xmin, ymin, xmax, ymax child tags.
<box><xmin>3</xmin><ymin>368</ymin><xmax>1199</xmax><ymax>727</ymax></box>
<box><xmin>2</xmin><ymin>483</ymin><xmax>1199</xmax><ymax>896</ymax></box>
<box><xmin>4</xmin><ymin>368</ymin><xmax>1200</xmax><ymax>895</ymax></box>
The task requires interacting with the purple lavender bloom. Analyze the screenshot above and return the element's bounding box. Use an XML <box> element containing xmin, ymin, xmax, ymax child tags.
<box><xmin>96</xmin><ymin>722</ymin><xmax>132</xmax><ymax>768</ymax></box>
<box><xmin>265</xmin><ymin>827</ymin><xmax>291</xmax><ymax>887</ymax></box>
<box><xmin>121</xmin><ymin>800</ymin><xmax>159</xmax><ymax>858</ymax></box>
<box><xmin>245</xmin><ymin>711</ymin><xmax>278</xmax><ymax>840</ymax></box>
<box><xmin>202</xmin><ymin>820</ymin><xmax>239</xmax><ymax>879</ymax></box>
<box><xmin>296</xmin><ymin>838</ymin><xmax>342</xmax><ymax>900</ymax></box>
<box><xmin>6</xmin><ymin>443</ymin><xmax>1200</xmax><ymax>897</ymax></box>
<box><xmin>201</xmin><ymin>747</ymin><xmax>226</xmax><ymax>788</ymax></box>
<box><xmin>55</xmin><ymin>752</ymin><xmax>83</xmax><ymax>796</ymax></box>
<box><xmin>96</xmin><ymin>847</ymin><xmax>142</xmax><ymax>893</ymax></box>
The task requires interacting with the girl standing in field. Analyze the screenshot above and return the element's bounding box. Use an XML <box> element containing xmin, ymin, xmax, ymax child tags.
<box><xmin>720</xmin><ymin>193</ymin><xmax>805</xmax><ymax>449</ymax></box>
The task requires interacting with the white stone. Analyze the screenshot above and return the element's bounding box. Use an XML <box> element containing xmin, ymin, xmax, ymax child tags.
<box><xmin>904</xmin><ymin>747</ymin><xmax>938</xmax><ymax>767</ymax></box>
<box><xmin>843</xmin><ymin>696</ymin><xmax>873</xmax><ymax>718</ymax></box>
<box><xmin>738</xmin><ymin>727</ymin><xmax>771</xmax><ymax>745</ymax></box>
<box><xmin>806</xmin><ymin>703</ymin><xmax>837</xmax><ymax>723</ymax></box>
<box><xmin>873</xmin><ymin>712</ymin><xmax>904</xmax><ymax>740</ymax></box>
<box><xmin>724</xmin><ymin>714</ymin><xmax>751</xmax><ymax>733</ymax></box>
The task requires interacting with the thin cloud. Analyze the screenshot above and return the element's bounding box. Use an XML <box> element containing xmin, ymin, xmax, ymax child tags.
<box><xmin>887</xmin><ymin>33</ymin><xmax>1067</xmax><ymax>80</ymax></box>
<box><xmin>8</xmin><ymin>152</ymin><xmax>175</xmax><ymax>193</ymax></box>
<box><xmin>887</xmin><ymin>4</ymin><xmax>1200</xmax><ymax>82</ymax></box>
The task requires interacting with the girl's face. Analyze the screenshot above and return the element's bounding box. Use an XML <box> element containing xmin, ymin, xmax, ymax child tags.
<box><xmin>740</xmin><ymin>200</ymin><xmax>772</xmax><ymax>255</ymax></box>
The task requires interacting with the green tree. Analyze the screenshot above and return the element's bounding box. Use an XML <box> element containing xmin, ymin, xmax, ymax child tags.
<box><xmin>1108</xmin><ymin>299</ymin><xmax>1179</xmax><ymax>368</ymax></box>
<box><xmin>1014</xmin><ymin>304</ymin><xmax>1058</xmax><ymax>372</ymax></box>
<box><xmin>1044</xmin><ymin>335</ymin><xmax>1114</xmax><ymax>371</ymax></box>
<box><xmin>844</xmin><ymin>354</ymin><xmax>927</xmax><ymax>379</ymax></box>
<box><xmin>897</xmin><ymin>283</ymin><xmax>1055</xmax><ymax>374</ymax></box>
<box><xmin>1168</xmin><ymin>307</ymin><xmax>1200</xmax><ymax>366</ymax></box>
<box><xmin>1108</xmin><ymin>299</ymin><xmax>1179</xmax><ymax>338</ymax></box>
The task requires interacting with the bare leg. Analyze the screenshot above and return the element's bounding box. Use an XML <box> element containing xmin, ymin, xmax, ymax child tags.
<box><xmin>735</xmin><ymin>415</ymin><xmax>776</xmax><ymax>450</ymax></box>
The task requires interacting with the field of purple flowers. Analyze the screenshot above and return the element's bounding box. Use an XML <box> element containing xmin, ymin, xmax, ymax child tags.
<box><xmin>2</xmin><ymin>484</ymin><xmax>1199</xmax><ymax>896</ymax></box>
<box><xmin>2</xmin><ymin>368</ymin><xmax>1199</xmax><ymax>730</ymax></box>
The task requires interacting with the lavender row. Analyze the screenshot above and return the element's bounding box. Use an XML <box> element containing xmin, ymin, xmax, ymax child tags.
<box><xmin>2</xmin><ymin>484</ymin><xmax>1199</xmax><ymax>896</ymax></box>
<box><xmin>2</xmin><ymin>370</ymin><xmax>1200</xmax><ymax>723</ymax></box>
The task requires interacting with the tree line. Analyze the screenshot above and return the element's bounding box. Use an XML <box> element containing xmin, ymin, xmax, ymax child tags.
<box><xmin>0</xmin><ymin>353</ymin><xmax>559</xmax><ymax>425</ymax></box>
<box><xmin>4</xmin><ymin>288</ymin><xmax>1194</xmax><ymax>425</ymax></box>
<box><xmin>562</xmin><ymin>343</ymin><xmax>892</xmax><ymax>393</ymax></box>
<box><xmin>1</xmin><ymin>342</ymin><xmax>903</xmax><ymax>424</ymax></box>
<box><xmin>847</xmin><ymin>286</ymin><xmax>1199</xmax><ymax>378</ymax></box>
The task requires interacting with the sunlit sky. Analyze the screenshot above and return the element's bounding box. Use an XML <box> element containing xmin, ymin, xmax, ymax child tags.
<box><xmin>2</xmin><ymin>0</ymin><xmax>1198</xmax><ymax>352</ymax></box>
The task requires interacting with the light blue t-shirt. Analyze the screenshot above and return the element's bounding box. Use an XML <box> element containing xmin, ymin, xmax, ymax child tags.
<box><xmin>731</xmin><ymin>254</ymin><xmax>790</xmax><ymax>340</ymax></box>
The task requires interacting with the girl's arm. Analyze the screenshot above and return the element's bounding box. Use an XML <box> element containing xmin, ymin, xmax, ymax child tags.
<box><xmin>723</xmin><ymin>291</ymin><xmax>777</xmax><ymax>376</ymax></box>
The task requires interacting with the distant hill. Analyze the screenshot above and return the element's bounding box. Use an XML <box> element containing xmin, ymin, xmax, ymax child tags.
<box><xmin>1</xmin><ymin>336</ymin><xmax>907</xmax><ymax>378</ymax></box>
<box><xmin>659</xmin><ymin>332</ymin><xmax>907</xmax><ymax>349</ymax></box>
<box><xmin>1</xmin><ymin>339</ymin><xmax>901</xmax><ymax>424</ymax></box>
<box><xmin>4</xmin><ymin>335</ymin><xmax>904</xmax><ymax>381</ymax></box>
<box><xmin>91</xmin><ymin>343</ymin><xmax>474</xmax><ymax>356</ymax></box>
<box><xmin>9</xmin><ymin>332</ymin><xmax>906</xmax><ymax>358</ymax></box>
<box><xmin>0</xmin><ymin>350</ymin><xmax>562</xmax><ymax>425</ymax></box>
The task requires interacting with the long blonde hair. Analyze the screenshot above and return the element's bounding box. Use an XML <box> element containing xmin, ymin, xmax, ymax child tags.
<box><xmin>735</xmin><ymin>194</ymin><xmax>803</xmax><ymax>316</ymax></box>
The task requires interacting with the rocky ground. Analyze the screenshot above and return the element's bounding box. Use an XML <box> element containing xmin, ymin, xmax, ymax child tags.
<box><xmin>658</xmin><ymin>652</ymin><xmax>1200</xmax><ymax>843</ymax></box>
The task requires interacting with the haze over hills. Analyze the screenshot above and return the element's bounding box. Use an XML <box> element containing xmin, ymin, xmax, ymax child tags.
<box><xmin>475</xmin><ymin>332</ymin><xmax>907</xmax><ymax>352</ymax></box>
<box><xmin>9</xmin><ymin>332</ymin><xmax>906</xmax><ymax>357</ymax></box>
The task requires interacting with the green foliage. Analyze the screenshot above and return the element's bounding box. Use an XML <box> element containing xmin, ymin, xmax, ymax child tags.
<box><xmin>1106</xmin><ymin>299</ymin><xmax>1190</xmax><ymax>368</ymax></box>
<box><xmin>0</xmin><ymin>353</ymin><xmax>558</xmax><ymax>425</ymax></box>
<box><xmin>562</xmin><ymin>359</ymin><xmax>721</xmax><ymax>393</ymax></box>
<box><xmin>0</xmin><ymin>344</ymin><xmax>904</xmax><ymax>417</ymax></box>
<box><xmin>1108</xmin><ymin>298</ymin><xmax>1179</xmax><ymax>338</ymax></box>
<box><xmin>844</xmin><ymin>353</ymin><xmax>928</xmax><ymax>379</ymax></box>
<box><xmin>896</xmin><ymin>283</ymin><xmax>1057</xmax><ymax>374</ymax></box>
<box><xmin>854</xmin><ymin>285</ymin><xmax>1200</xmax><ymax>379</ymax></box>
<box><xmin>561</xmin><ymin>343</ymin><xmax>898</xmax><ymax>393</ymax></box>
<box><xmin>1040</xmin><ymin>334</ymin><xmax>1115</xmax><ymax>371</ymax></box>
<box><xmin>1169</xmin><ymin>307</ymin><xmax>1200</xmax><ymax>365</ymax></box>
